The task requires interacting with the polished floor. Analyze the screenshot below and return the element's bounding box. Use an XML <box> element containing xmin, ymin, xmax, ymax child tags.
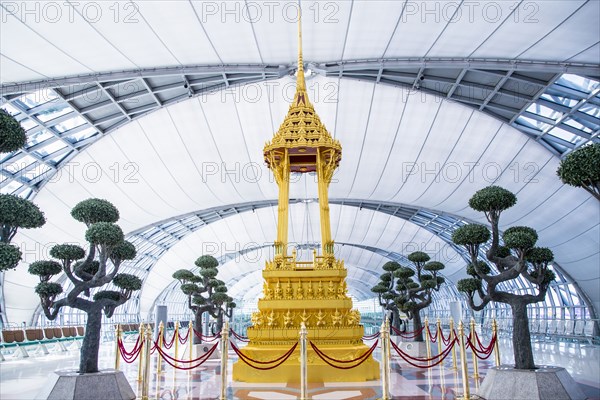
<box><xmin>1</xmin><ymin>335</ymin><xmax>599</xmax><ymax>399</ymax></box>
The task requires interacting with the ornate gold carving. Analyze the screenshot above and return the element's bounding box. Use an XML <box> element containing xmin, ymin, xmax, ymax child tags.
<box><xmin>296</xmin><ymin>283</ymin><xmax>304</xmax><ymax>300</ymax></box>
<box><xmin>316</xmin><ymin>310</ymin><xmax>326</xmax><ymax>327</ymax></box>
<box><xmin>337</xmin><ymin>281</ymin><xmax>347</xmax><ymax>299</ymax></box>
<box><xmin>306</xmin><ymin>282</ymin><xmax>314</xmax><ymax>299</ymax></box>
<box><xmin>283</xmin><ymin>310</ymin><xmax>293</xmax><ymax>328</ymax></box>
<box><xmin>285</xmin><ymin>280</ymin><xmax>293</xmax><ymax>300</ymax></box>
<box><xmin>316</xmin><ymin>281</ymin><xmax>324</xmax><ymax>299</ymax></box>
<box><xmin>274</xmin><ymin>280</ymin><xmax>283</xmax><ymax>300</ymax></box>
<box><xmin>331</xmin><ymin>309</ymin><xmax>342</xmax><ymax>326</ymax></box>
<box><xmin>327</xmin><ymin>281</ymin><xmax>335</xmax><ymax>298</ymax></box>
<box><xmin>267</xmin><ymin>311</ymin><xmax>277</xmax><ymax>327</ymax></box>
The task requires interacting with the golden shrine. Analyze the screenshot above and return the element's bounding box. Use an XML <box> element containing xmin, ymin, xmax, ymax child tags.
<box><xmin>231</xmin><ymin>17</ymin><xmax>380</xmax><ymax>383</ymax></box>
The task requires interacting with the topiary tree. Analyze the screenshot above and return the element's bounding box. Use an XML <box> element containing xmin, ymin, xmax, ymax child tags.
<box><xmin>0</xmin><ymin>109</ymin><xmax>27</xmax><ymax>153</ymax></box>
<box><xmin>452</xmin><ymin>186</ymin><xmax>556</xmax><ymax>370</ymax></box>
<box><xmin>0</xmin><ymin>111</ymin><xmax>45</xmax><ymax>271</ymax></box>
<box><xmin>372</xmin><ymin>252</ymin><xmax>446</xmax><ymax>341</ymax></box>
<box><xmin>173</xmin><ymin>255</ymin><xmax>235</xmax><ymax>344</ymax></box>
<box><xmin>29</xmin><ymin>198</ymin><xmax>141</xmax><ymax>374</ymax></box>
<box><xmin>557</xmin><ymin>142</ymin><xmax>600</xmax><ymax>201</ymax></box>
<box><xmin>371</xmin><ymin>261</ymin><xmax>404</xmax><ymax>335</ymax></box>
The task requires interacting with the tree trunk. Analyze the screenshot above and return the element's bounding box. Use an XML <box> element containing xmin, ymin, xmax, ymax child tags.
<box><xmin>413</xmin><ymin>311</ymin><xmax>424</xmax><ymax>342</ymax></box>
<box><xmin>511</xmin><ymin>302</ymin><xmax>535</xmax><ymax>369</ymax></box>
<box><xmin>390</xmin><ymin>308</ymin><xmax>401</xmax><ymax>335</ymax></box>
<box><xmin>215</xmin><ymin>312</ymin><xmax>224</xmax><ymax>333</ymax></box>
<box><xmin>79</xmin><ymin>308</ymin><xmax>102</xmax><ymax>373</ymax></box>
<box><xmin>193</xmin><ymin>311</ymin><xmax>203</xmax><ymax>345</ymax></box>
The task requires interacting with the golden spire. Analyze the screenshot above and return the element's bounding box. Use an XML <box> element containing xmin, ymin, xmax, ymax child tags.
<box><xmin>296</xmin><ymin>8</ymin><xmax>306</xmax><ymax>93</ymax></box>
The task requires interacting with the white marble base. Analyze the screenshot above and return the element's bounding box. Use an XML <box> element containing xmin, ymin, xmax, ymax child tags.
<box><xmin>36</xmin><ymin>369</ymin><xmax>135</xmax><ymax>400</ymax></box>
<box><xmin>478</xmin><ymin>365</ymin><xmax>586</xmax><ymax>400</ymax></box>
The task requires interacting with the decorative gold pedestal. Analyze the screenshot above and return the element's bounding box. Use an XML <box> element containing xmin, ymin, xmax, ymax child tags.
<box><xmin>232</xmin><ymin>12</ymin><xmax>379</xmax><ymax>383</ymax></box>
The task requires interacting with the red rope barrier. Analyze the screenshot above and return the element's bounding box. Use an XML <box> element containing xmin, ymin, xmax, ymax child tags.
<box><xmin>230</xmin><ymin>341</ymin><xmax>297</xmax><ymax>365</ymax></box>
<box><xmin>310</xmin><ymin>340</ymin><xmax>378</xmax><ymax>364</ymax></box>
<box><xmin>230</xmin><ymin>329</ymin><xmax>250</xmax><ymax>342</ymax></box>
<box><xmin>178</xmin><ymin>330</ymin><xmax>189</xmax><ymax>345</ymax></box>
<box><xmin>440</xmin><ymin>328</ymin><xmax>452</xmax><ymax>346</ymax></box>
<box><xmin>391</xmin><ymin>325</ymin><xmax>425</xmax><ymax>339</ymax></box>
<box><xmin>427</xmin><ymin>325</ymin><xmax>438</xmax><ymax>343</ymax></box>
<box><xmin>310</xmin><ymin>340</ymin><xmax>378</xmax><ymax>370</ymax></box>
<box><xmin>467</xmin><ymin>334</ymin><xmax>496</xmax><ymax>360</ymax></box>
<box><xmin>118</xmin><ymin>337</ymin><xmax>143</xmax><ymax>363</ymax></box>
<box><xmin>362</xmin><ymin>332</ymin><xmax>381</xmax><ymax>340</ymax></box>
<box><xmin>162</xmin><ymin>331</ymin><xmax>176</xmax><ymax>349</ymax></box>
<box><xmin>155</xmin><ymin>343</ymin><xmax>218</xmax><ymax>370</ymax></box>
<box><xmin>231</xmin><ymin>342</ymin><xmax>298</xmax><ymax>370</ymax></box>
<box><xmin>157</xmin><ymin>342</ymin><xmax>218</xmax><ymax>364</ymax></box>
<box><xmin>193</xmin><ymin>329</ymin><xmax>221</xmax><ymax>342</ymax></box>
<box><xmin>390</xmin><ymin>338</ymin><xmax>456</xmax><ymax>369</ymax></box>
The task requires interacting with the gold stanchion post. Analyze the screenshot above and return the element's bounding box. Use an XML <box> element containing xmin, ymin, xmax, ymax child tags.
<box><xmin>138</xmin><ymin>323</ymin><xmax>145</xmax><ymax>382</ymax></box>
<box><xmin>299</xmin><ymin>322</ymin><xmax>308</xmax><ymax>400</ymax></box>
<box><xmin>469</xmin><ymin>318</ymin><xmax>480</xmax><ymax>379</ymax></box>
<box><xmin>380</xmin><ymin>318</ymin><xmax>390</xmax><ymax>400</ymax></box>
<box><xmin>220</xmin><ymin>321</ymin><xmax>229</xmax><ymax>400</ymax></box>
<box><xmin>142</xmin><ymin>325</ymin><xmax>152</xmax><ymax>400</ymax></box>
<box><xmin>156</xmin><ymin>321</ymin><xmax>164</xmax><ymax>375</ymax></box>
<box><xmin>424</xmin><ymin>317</ymin><xmax>431</xmax><ymax>367</ymax></box>
<box><xmin>457</xmin><ymin>321</ymin><xmax>471</xmax><ymax>400</ymax></box>
<box><xmin>174</xmin><ymin>321</ymin><xmax>180</xmax><ymax>369</ymax></box>
<box><xmin>114</xmin><ymin>324</ymin><xmax>121</xmax><ymax>370</ymax></box>
<box><xmin>492</xmin><ymin>318</ymin><xmax>501</xmax><ymax>367</ymax></box>
<box><xmin>436</xmin><ymin>318</ymin><xmax>443</xmax><ymax>366</ymax></box>
<box><xmin>450</xmin><ymin>318</ymin><xmax>458</xmax><ymax>370</ymax></box>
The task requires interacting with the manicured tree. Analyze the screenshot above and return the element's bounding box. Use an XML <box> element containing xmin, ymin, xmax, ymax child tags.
<box><xmin>29</xmin><ymin>198</ymin><xmax>141</xmax><ymax>373</ymax></box>
<box><xmin>173</xmin><ymin>255</ymin><xmax>235</xmax><ymax>344</ymax></box>
<box><xmin>395</xmin><ymin>252</ymin><xmax>446</xmax><ymax>342</ymax></box>
<box><xmin>0</xmin><ymin>111</ymin><xmax>45</xmax><ymax>271</ymax></box>
<box><xmin>371</xmin><ymin>261</ymin><xmax>403</xmax><ymax>334</ymax></box>
<box><xmin>557</xmin><ymin>142</ymin><xmax>600</xmax><ymax>201</ymax></box>
<box><xmin>0</xmin><ymin>108</ymin><xmax>27</xmax><ymax>153</ymax></box>
<box><xmin>452</xmin><ymin>186</ymin><xmax>555</xmax><ymax>370</ymax></box>
<box><xmin>372</xmin><ymin>254</ymin><xmax>445</xmax><ymax>341</ymax></box>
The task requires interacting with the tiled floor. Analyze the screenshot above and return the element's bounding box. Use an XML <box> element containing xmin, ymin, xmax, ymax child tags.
<box><xmin>1</xmin><ymin>335</ymin><xmax>599</xmax><ymax>399</ymax></box>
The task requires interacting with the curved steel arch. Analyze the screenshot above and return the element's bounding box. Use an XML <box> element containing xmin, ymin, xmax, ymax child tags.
<box><xmin>2</xmin><ymin>59</ymin><xmax>598</xmax><ymax>198</ymax></box>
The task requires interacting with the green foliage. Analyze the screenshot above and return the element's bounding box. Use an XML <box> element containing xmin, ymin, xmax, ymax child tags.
<box><xmin>394</xmin><ymin>267</ymin><xmax>415</xmax><ymax>279</ymax></box>
<box><xmin>526</xmin><ymin>247</ymin><xmax>554</xmax><ymax>264</ymax></box>
<box><xmin>530</xmin><ymin>269</ymin><xmax>556</xmax><ymax>285</ymax></box>
<box><xmin>208</xmin><ymin>278</ymin><xmax>220</xmax><ymax>287</ymax></box>
<box><xmin>181</xmin><ymin>283</ymin><xmax>200</xmax><ymax>295</ymax></box>
<box><xmin>557</xmin><ymin>143</ymin><xmax>600</xmax><ymax>192</ymax></box>
<box><xmin>406</xmin><ymin>282</ymin><xmax>420</xmax><ymax>290</ymax></box>
<box><xmin>110</xmin><ymin>241</ymin><xmax>136</xmax><ymax>260</ymax></box>
<box><xmin>408</xmin><ymin>251</ymin><xmax>430</xmax><ymax>264</ymax></box>
<box><xmin>452</xmin><ymin>224</ymin><xmax>490</xmax><ymax>246</ymax></box>
<box><xmin>93</xmin><ymin>290</ymin><xmax>121</xmax><ymax>302</ymax></box>
<box><xmin>85</xmin><ymin>222</ymin><xmax>124</xmax><ymax>246</ymax></box>
<box><xmin>74</xmin><ymin>261</ymin><xmax>99</xmax><ymax>278</ymax></box>
<box><xmin>382</xmin><ymin>292</ymin><xmax>396</xmax><ymax>301</ymax></box>
<box><xmin>0</xmin><ymin>109</ymin><xmax>27</xmax><ymax>153</ymax></box>
<box><xmin>113</xmin><ymin>274</ymin><xmax>142</xmax><ymax>291</ymax></box>
<box><xmin>173</xmin><ymin>269</ymin><xmax>195</xmax><ymax>282</ymax></box>
<box><xmin>214</xmin><ymin>285</ymin><xmax>228</xmax><ymax>293</ymax></box>
<box><xmin>423</xmin><ymin>261</ymin><xmax>444</xmax><ymax>271</ymax></box>
<box><xmin>192</xmin><ymin>295</ymin><xmax>206</xmax><ymax>305</ymax></box>
<box><xmin>195</xmin><ymin>255</ymin><xmax>219</xmax><ymax>269</ymax></box>
<box><xmin>227</xmin><ymin>301</ymin><xmax>237</xmax><ymax>309</ymax></box>
<box><xmin>503</xmin><ymin>226</ymin><xmax>538</xmax><ymax>250</ymax></box>
<box><xmin>28</xmin><ymin>260</ymin><xmax>62</xmax><ymax>279</ymax></box>
<box><xmin>35</xmin><ymin>282</ymin><xmax>63</xmax><ymax>297</ymax></box>
<box><xmin>457</xmin><ymin>278</ymin><xmax>481</xmax><ymax>293</ymax></box>
<box><xmin>398</xmin><ymin>300</ymin><xmax>416</xmax><ymax>312</ymax></box>
<box><xmin>371</xmin><ymin>284</ymin><xmax>388</xmax><ymax>293</ymax></box>
<box><xmin>421</xmin><ymin>279</ymin><xmax>437</xmax><ymax>289</ymax></box>
<box><xmin>436</xmin><ymin>276</ymin><xmax>445</xmax><ymax>286</ymax></box>
<box><xmin>493</xmin><ymin>245</ymin><xmax>511</xmax><ymax>258</ymax></box>
<box><xmin>199</xmin><ymin>267</ymin><xmax>218</xmax><ymax>279</ymax></box>
<box><xmin>71</xmin><ymin>198</ymin><xmax>119</xmax><ymax>225</ymax></box>
<box><xmin>50</xmin><ymin>244</ymin><xmax>85</xmax><ymax>261</ymax></box>
<box><xmin>0</xmin><ymin>194</ymin><xmax>45</xmax><ymax>234</ymax></box>
<box><xmin>380</xmin><ymin>272</ymin><xmax>392</xmax><ymax>282</ymax></box>
<box><xmin>466</xmin><ymin>261</ymin><xmax>491</xmax><ymax>277</ymax></box>
<box><xmin>0</xmin><ymin>243</ymin><xmax>22</xmax><ymax>271</ymax></box>
<box><xmin>468</xmin><ymin>186</ymin><xmax>517</xmax><ymax>213</ymax></box>
<box><xmin>212</xmin><ymin>292</ymin><xmax>229</xmax><ymax>303</ymax></box>
<box><xmin>189</xmin><ymin>275</ymin><xmax>203</xmax><ymax>283</ymax></box>
<box><xmin>382</xmin><ymin>261</ymin><xmax>401</xmax><ymax>272</ymax></box>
